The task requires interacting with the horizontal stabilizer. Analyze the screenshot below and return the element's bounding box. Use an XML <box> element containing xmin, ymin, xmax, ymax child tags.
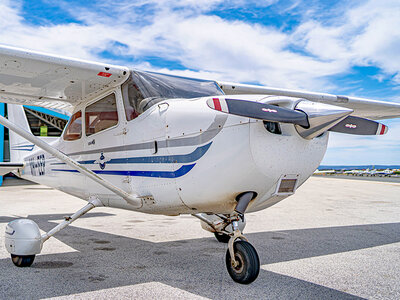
<box><xmin>0</xmin><ymin>162</ymin><xmax>24</xmax><ymax>176</ymax></box>
<box><xmin>207</xmin><ymin>97</ymin><xmax>309</xmax><ymax>127</ymax></box>
<box><xmin>328</xmin><ymin>116</ymin><xmax>388</xmax><ymax>135</ymax></box>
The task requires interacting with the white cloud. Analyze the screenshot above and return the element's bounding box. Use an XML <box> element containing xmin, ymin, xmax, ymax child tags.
<box><xmin>0</xmin><ymin>0</ymin><xmax>345</xmax><ymax>90</ymax></box>
<box><xmin>292</xmin><ymin>0</ymin><xmax>400</xmax><ymax>85</ymax></box>
<box><xmin>1</xmin><ymin>0</ymin><xmax>399</xmax><ymax>91</ymax></box>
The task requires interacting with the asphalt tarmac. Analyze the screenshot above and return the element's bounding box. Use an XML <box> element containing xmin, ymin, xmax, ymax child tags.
<box><xmin>1</xmin><ymin>176</ymin><xmax>400</xmax><ymax>299</ymax></box>
<box><xmin>314</xmin><ymin>174</ymin><xmax>400</xmax><ymax>183</ymax></box>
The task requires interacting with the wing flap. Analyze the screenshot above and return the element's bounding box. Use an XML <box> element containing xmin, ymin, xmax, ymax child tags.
<box><xmin>0</xmin><ymin>162</ymin><xmax>24</xmax><ymax>176</ymax></box>
<box><xmin>0</xmin><ymin>45</ymin><xmax>130</xmax><ymax>111</ymax></box>
<box><xmin>218</xmin><ymin>81</ymin><xmax>400</xmax><ymax>120</ymax></box>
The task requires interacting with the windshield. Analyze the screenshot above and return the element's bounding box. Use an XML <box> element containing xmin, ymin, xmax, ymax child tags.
<box><xmin>122</xmin><ymin>70</ymin><xmax>224</xmax><ymax>118</ymax></box>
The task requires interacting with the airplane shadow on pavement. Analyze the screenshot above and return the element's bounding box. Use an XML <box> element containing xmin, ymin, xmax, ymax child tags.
<box><xmin>1</xmin><ymin>212</ymin><xmax>400</xmax><ymax>299</ymax></box>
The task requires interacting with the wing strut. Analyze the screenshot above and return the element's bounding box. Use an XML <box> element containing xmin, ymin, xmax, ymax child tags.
<box><xmin>0</xmin><ymin>114</ymin><xmax>142</xmax><ymax>208</ymax></box>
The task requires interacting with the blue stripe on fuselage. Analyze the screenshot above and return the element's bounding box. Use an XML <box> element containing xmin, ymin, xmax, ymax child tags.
<box><xmin>11</xmin><ymin>144</ymin><xmax>35</xmax><ymax>151</ymax></box>
<box><xmin>51</xmin><ymin>164</ymin><xmax>196</xmax><ymax>178</ymax></box>
<box><xmin>51</xmin><ymin>142</ymin><xmax>212</xmax><ymax>165</ymax></box>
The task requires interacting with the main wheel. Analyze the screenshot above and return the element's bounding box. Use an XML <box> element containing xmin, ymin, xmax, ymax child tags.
<box><xmin>225</xmin><ymin>240</ymin><xmax>260</xmax><ymax>284</ymax></box>
<box><xmin>11</xmin><ymin>254</ymin><xmax>35</xmax><ymax>267</ymax></box>
<box><xmin>214</xmin><ymin>232</ymin><xmax>230</xmax><ymax>243</ymax></box>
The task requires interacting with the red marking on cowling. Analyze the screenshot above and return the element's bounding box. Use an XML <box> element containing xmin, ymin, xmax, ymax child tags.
<box><xmin>97</xmin><ymin>72</ymin><xmax>112</xmax><ymax>77</ymax></box>
<box><xmin>213</xmin><ymin>98</ymin><xmax>222</xmax><ymax>111</ymax></box>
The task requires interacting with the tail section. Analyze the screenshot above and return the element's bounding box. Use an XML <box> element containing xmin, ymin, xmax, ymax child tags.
<box><xmin>7</xmin><ymin>104</ymin><xmax>35</xmax><ymax>163</ymax></box>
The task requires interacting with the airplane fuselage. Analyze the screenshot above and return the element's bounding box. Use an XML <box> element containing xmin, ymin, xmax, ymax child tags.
<box><xmin>19</xmin><ymin>90</ymin><xmax>328</xmax><ymax>215</ymax></box>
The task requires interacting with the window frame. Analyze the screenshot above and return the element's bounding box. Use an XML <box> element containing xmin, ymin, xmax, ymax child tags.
<box><xmin>84</xmin><ymin>92</ymin><xmax>120</xmax><ymax>138</ymax></box>
<box><xmin>121</xmin><ymin>78</ymin><xmax>141</xmax><ymax>122</ymax></box>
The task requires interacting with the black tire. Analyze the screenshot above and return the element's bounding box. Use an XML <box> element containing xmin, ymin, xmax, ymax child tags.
<box><xmin>214</xmin><ymin>232</ymin><xmax>230</xmax><ymax>243</ymax></box>
<box><xmin>11</xmin><ymin>254</ymin><xmax>35</xmax><ymax>267</ymax></box>
<box><xmin>225</xmin><ymin>240</ymin><xmax>260</xmax><ymax>284</ymax></box>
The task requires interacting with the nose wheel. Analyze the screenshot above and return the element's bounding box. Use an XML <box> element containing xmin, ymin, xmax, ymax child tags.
<box><xmin>225</xmin><ymin>214</ymin><xmax>260</xmax><ymax>284</ymax></box>
<box><xmin>226</xmin><ymin>240</ymin><xmax>260</xmax><ymax>284</ymax></box>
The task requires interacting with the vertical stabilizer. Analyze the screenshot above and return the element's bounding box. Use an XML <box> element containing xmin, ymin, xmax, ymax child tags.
<box><xmin>7</xmin><ymin>104</ymin><xmax>35</xmax><ymax>162</ymax></box>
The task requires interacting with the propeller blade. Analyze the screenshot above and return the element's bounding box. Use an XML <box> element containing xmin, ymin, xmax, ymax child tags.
<box><xmin>329</xmin><ymin>116</ymin><xmax>388</xmax><ymax>135</ymax></box>
<box><xmin>207</xmin><ymin>98</ymin><xmax>309</xmax><ymax>127</ymax></box>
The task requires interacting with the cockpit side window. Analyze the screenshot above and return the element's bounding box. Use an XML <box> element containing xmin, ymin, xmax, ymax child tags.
<box><xmin>85</xmin><ymin>93</ymin><xmax>118</xmax><ymax>136</ymax></box>
<box><xmin>122</xmin><ymin>80</ymin><xmax>141</xmax><ymax>121</ymax></box>
<box><xmin>63</xmin><ymin>111</ymin><xmax>82</xmax><ymax>141</ymax></box>
<box><xmin>121</xmin><ymin>70</ymin><xmax>224</xmax><ymax>121</ymax></box>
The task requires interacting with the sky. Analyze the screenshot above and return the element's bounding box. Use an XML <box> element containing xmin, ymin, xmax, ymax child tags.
<box><xmin>0</xmin><ymin>0</ymin><xmax>399</xmax><ymax>165</ymax></box>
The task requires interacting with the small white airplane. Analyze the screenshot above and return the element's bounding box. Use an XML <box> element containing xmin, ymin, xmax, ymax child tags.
<box><xmin>1</xmin><ymin>45</ymin><xmax>400</xmax><ymax>284</ymax></box>
<box><xmin>314</xmin><ymin>169</ymin><xmax>336</xmax><ymax>175</ymax></box>
<box><xmin>371</xmin><ymin>168</ymin><xmax>394</xmax><ymax>177</ymax></box>
<box><xmin>344</xmin><ymin>169</ymin><xmax>364</xmax><ymax>176</ymax></box>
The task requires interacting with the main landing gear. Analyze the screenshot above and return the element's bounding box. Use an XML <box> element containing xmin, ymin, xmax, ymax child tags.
<box><xmin>194</xmin><ymin>192</ymin><xmax>260</xmax><ymax>284</ymax></box>
<box><xmin>4</xmin><ymin>198</ymin><xmax>102</xmax><ymax>268</ymax></box>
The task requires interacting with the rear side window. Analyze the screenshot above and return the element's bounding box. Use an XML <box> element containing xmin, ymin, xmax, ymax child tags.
<box><xmin>63</xmin><ymin>111</ymin><xmax>82</xmax><ymax>141</ymax></box>
<box><xmin>85</xmin><ymin>93</ymin><xmax>118</xmax><ymax>136</ymax></box>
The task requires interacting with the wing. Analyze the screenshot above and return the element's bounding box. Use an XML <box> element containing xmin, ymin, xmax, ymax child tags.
<box><xmin>218</xmin><ymin>81</ymin><xmax>400</xmax><ymax>120</ymax></box>
<box><xmin>0</xmin><ymin>45</ymin><xmax>129</xmax><ymax>112</ymax></box>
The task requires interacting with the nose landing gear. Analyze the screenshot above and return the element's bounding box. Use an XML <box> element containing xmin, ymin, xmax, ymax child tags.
<box><xmin>194</xmin><ymin>192</ymin><xmax>260</xmax><ymax>284</ymax></box>
<box><xmin>225</xmin><ymin>214</ymin><xmax>260</xmax><ymax>284</ymax></box>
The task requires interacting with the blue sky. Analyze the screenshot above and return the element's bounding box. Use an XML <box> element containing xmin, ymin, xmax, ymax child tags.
<box><xmin>0</xmin><ymin>0</ymin><xmax>399</xmax><ymax>165</ymax></box>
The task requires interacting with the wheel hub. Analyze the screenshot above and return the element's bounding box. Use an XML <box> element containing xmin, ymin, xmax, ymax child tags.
<box><xmin>232</xmin><ymin>253</ymin><xmax>244</xmax><ymax>273</ymax></box>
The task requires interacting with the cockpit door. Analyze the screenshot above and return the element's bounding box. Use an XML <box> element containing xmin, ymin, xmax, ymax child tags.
<box><xmin>83</xmin><ymin>89</ymin><xmax>126</xmax><ymax>199</ymax></box>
